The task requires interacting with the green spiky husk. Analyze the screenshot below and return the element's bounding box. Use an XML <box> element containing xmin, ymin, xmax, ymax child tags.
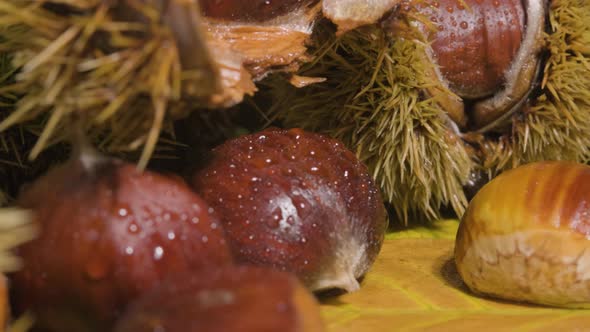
<box><xmin>263</xmin><ymin>23</ymin><xmax>473</xmax><ymax>223</ymax></box>
<box><xmin>481</xmin><ymin>0</ymin><xmax>590</xmax><ymax>171</ymax></box>
<box><xmin>0</xmin><ymin>0</ymin><xmax>199</xmax><ymax>168</ymax></box>
<box><xmin>264</xmin><ymin>0</ymin><xmax>590</xmax><ymax>224</ymax></box>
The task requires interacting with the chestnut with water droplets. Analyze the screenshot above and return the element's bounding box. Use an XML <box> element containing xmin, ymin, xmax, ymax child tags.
<box><xmin>456</xmin><ymin>161</ymin><xmax>590</xmax><ymax>308</ymax></box>
<box><xmin>10</xmin><ymin>153</ymin><xmax>233</xmax><ymax>332</ymax></box>
<box><xmin>387</xmin><ymin>0</ymin><xmax>546</xmax><ymax>128</ymax></box>
<box><xmin>114</xmin><ymin>266</ymin><xmax>325</xmax><ymax>332</ymax></box>
<box><xmin>191</xmin><ymin>128</ymin><xmax>388</xmax><ymax>293</ymax></box>
<box><xmin>199</xmin><ymin>0</ymin><xmax>316</xmax><ymax>22</ymax></box>
<box><xmin>416</xmin><ymin>0</ymin><xmax>526</xmax><ymax>99</ymax></box>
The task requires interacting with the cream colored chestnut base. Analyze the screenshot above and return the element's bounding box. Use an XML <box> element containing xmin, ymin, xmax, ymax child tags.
<box><xmin>456</xmin><ymin>230</ymin><xmax>590</xmax><ymax>308</ymax></box>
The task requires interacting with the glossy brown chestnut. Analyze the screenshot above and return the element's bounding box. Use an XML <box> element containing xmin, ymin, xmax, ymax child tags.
<box><xmin>191</xmin><ymin>128</ymin><xmax>387</xmax><ymax>293</ymax></box>
<box><xmin>416</xmin><ymin>0</ymin><xmax>525</xmax><ymax>99</ymax></box>
<box><xmin>114</xmin><ymin>266</ymin><xmax>325</xmax><ymax>332</ymax></box>
<box><xmin>199</xmin><ymin>0</ymin><xmax>316</xmax><ymax>22</ymax></box>
<box><xmin>456</xmin><ymin>161</ymin><xmax>590</xmax><ymax>308</ymax></box>
<box><xmin>11</xmin><ymin>155</ymin><xmax>233</xmax><ymax>332</ymax></box>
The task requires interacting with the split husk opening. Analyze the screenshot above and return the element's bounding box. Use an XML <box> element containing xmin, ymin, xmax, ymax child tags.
<box><xmin>262</xmin><ymin>0</ymin><xmax>590</xmax><ymax>224</ymax></box>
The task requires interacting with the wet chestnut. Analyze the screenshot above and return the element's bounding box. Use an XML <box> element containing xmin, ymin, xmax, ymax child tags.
<box><xmin>114</xmin><ymin>266</ymin><xmax>325</xmax><ymax>332</ymax></box>
<box><xmin>387</xmin><ymin>0</ymin><xmax>546</xmax><ymax>128</ymax></box>
<box><xmin>417</xmin><ymin>0</ymin><xmax>525</xmax><ymax>99</ymax></box>
<box><xmin>11</xmin><ymin>154</ymin><xmax>233</xmax><ymax>332</ymax></box>
<box><xmin>191</xmin><ymin>128</ymin><xmax>387</xmax><ymax>292</ymax></box>
<box><xmin>456</xmin><ymin>161</ymin><xmax>590</xmax><ymax>308</ymax></box>
<box><xmin>199</xmin><ymin>0</ymin><xmax>316</xmax><ymax>22</ymax></box>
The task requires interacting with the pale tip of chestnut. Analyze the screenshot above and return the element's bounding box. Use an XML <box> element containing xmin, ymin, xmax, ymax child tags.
<box><xmin>310</xmin><ymin>270</ymin><xmax>360</xmax><ymax>294</ymax></box>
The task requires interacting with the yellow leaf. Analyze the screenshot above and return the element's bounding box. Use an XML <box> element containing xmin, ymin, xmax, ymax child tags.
<box><xmin>321</xmin><ymin>220</ymin><xmax>590</xmax><ymax>331</ymax></box>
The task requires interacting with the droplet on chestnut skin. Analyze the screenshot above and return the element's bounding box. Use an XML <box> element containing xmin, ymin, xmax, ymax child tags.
<box><xmin>11</xmin><ymin>154</ymin><xmax>233</xmax><ymax>332</ymax></box>
<box><xmin>114</xmin><ymin>266</ymin><xmax>325</xmax><ymax>332</ymax></box>
<box><xmin>191</xmin><ymin>128</ymin><xmax>388</xmax><ymax>293</ymax></box>
<box><xmin>199</xmin><ymin>0</ymin><xmax>316</xmax><ymax>22</ymax></box>
<box><xmin>456</xmin><ymin>161</ymin><xmax>590</xmax><ymax>308</ymax></box>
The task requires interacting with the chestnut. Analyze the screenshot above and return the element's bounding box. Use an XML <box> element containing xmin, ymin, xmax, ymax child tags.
<box><xmin>387</xmin><ymin>0</ymin><xmax>546</xmax><ymax>128</ymax></box>
<box><xmin>455</xmin><ymin>161</ymin><xmax>590</xmax><ymax>308</ymax></box>
<box><xmin>199</xmin><ymin>0</ymin><xmax>316</xmax><ymax>22</ymax></box>
<box><xmin>191</xmin><ymin>128</ymin><xmax>388</xmax><ymax>293</ymax></box>
<box><xmin>10</xmin><ymin>153</ymin><xmax>233</xmax><ymax>332</ymax></box>
<box><xmin>417</xmin><ymin>0</ymin><xmax>525</xmax><ymax>99</ymax></box>
<box><xmin>114</xmin><ymin>266</ymin><xmax>325</xmax><ymax>332</ymax></box>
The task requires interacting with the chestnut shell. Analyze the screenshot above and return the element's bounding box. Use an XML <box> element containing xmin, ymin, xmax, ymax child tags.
<box><xmin>417</xmin><ymin>0</ymin><xmax>525</xmax><ymax>98</ymax></box>
<box><xmin>114</xmin><ymin>266</ymin><xmax>325</xmax><ymax>332</ymax></box>
<box><xmin>11</xmin><ymin>158</ymin><xmax>233</xmax><ymax>332</ymax></box>
<box><xmin>192</xmin><ymin>128</ymin><xmax>387</xmax><ymax>292</ymax></box>
<box><xmin>456</xmin><ymin>161</ymin><xmax>590</xmax><ymax>308</ymax></box>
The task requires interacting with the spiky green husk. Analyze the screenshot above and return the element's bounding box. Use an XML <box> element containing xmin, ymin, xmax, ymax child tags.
<box><xmin>482</xmin><ymin>0</ymin><xmax>590</xmax><ymax>172</ymax></box>
<box><xmin>0</xmin><ymin>0</ymin><xmax>198</xmax><ymax>168</ymax></box>
<box><xmin>265</xmin><ymin>0</ymin><xmax>590</xmax><ymax>224</ymax></box>
<box><xmin>265</xmin><ymin>24</ymin><xmax>472</xmax><ymax>224</ymax></box>
<box><xmin>0</xmin><ymin>208</ymin><xmax>36</xmax><ymax>272</ymax></box>
<box><xmin>0</xmin><ymin>207</ymin><xmax>37</xmax><ymax>331</ymax></box>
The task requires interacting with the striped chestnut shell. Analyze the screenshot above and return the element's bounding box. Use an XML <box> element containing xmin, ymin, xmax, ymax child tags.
<box><xmin>455</xmin><ymin>161</ymin><xmax>590</xmax><ymax>308</ymax></box>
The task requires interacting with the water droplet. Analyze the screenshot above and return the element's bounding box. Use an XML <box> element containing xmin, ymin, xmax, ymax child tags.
<box><xmin>128</xmin><ymin>223</ymin><xmax>139</xmax><ymax>234</ymax></box>
<box><xmin>208</xmin><ymin>207</ymin><xmax>215</xmax><ymax>214</ymax></box>
<box><xmin>153</xmin><ymin>246</ymin><xmax>164</xmax><ymax>260</ymax></box>
<box><xmin>211</xmin><ymin>223</ymin><xmax>218</xmax><ymax>229</ymax></box>
<box><xmin>163</xmin><ymin>213</ymin><xmax>171</xmax><ymax>221</ymax></box>
<box><xmin>287</xmin><ymin>216</ymin><xmax>295</xmax><ymax>225</ymax></box>
<box><xmin>167</xmin><ymin>231</ymin><xmax>176</xmax><ymax>240</ymax></box>
<box><xmin>249</xmin><ymin>235</ymin><xmax>255</xmax><ymax>240</ymax></box>
<box><xmin>310</xmin><ymin>167</ymin><xmax>319</xmax><ymax>172</ymax></box>
<box><xmin>460</xmin><ymin>21</ymin><xmax>468</xmax><ymax>29</ymax></box>
<box><xmin>118</xmin><ymin>208</ymin><xmax>128</xmax><ymax>217</ymax></box>
<box><xmin>181</xmin><ymin>214</ymin><xmax>188</xmax><ymax>221</ymax></box>
<box><xmin>125</xmin><ymin>246</ymin><xmax>134</xmax><ymax>255</ymax></box>
<box><xmin>202</xmin><ymin>235</ymin><xmax>209</xmax><ymax>243</ymax></box>
<box><xmin>192</xmin><ymin>217</ymin><xmax>200</xmax><ymax>224</ymax></box>
<box><xmin>301</xmin><ymin>237</ymin><xmax>307</xmax><ymax>243</ymax></box>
